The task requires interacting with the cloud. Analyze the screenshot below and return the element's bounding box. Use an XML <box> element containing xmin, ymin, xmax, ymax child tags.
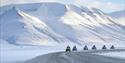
<box><xmin>106</xmin><ymin>2</ymin><xmax>123</xmax><ymax>10</ymax></box>
<box><xmin>72</xmin><ymin>0</ymin><xmax>125</xmax><ymax>13</ymax></box>
<box><xmin>0</xmin><ymin>0</ymin><xmax>61</xmax><ymax>6</ymax></box>
<box><xmin>88</xmin><ymin>1</ymin><xmax>124</xmax><ymax>10</ymax></box>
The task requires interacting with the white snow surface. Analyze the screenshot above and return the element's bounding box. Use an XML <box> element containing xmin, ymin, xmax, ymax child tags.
<box><xmin>0</xmin><ymin>40</ymin><xmax>65</xmax><ymax>63</ymax></box>
<box><xmin>0</xmin><ymin>3</ymin><xmax>125</xmax><ymax>46</ymax></box>
<box><xmin>0</xmin><ymin>2</ymin><xmax>125</xmax><ymax>63</ymax></box>
<box><xmin>23</xmin><ymin>50</ymin><xmax>125</xmax><ymax>63</ymax></box>
<box><xmin>96</xmin><ymin>51</ymin><xmax>125</xmax><ymax>59</ymax></box>
<box><xmin>109</xmin><ymin>10</ymin><xmax>125</xmax><ymax>26</ymax></box>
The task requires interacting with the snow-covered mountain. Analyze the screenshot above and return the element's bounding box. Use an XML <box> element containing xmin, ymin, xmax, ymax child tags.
<box><xmin>109</xmin><ymin>10</ymin><xmax>125</xmax><ymax>26</ymax></box>
<box><xmin>109</xmin><ymin>10</ymin><xmax>125</xmax><ymax>18</ymax></box>
<box><xmin>0</xmin><ymin>3</ymin><xmax>125</xmax><ymax>46</ymax></box>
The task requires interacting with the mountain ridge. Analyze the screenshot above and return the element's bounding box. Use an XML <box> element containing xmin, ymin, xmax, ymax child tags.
<box><xmin>0</xmin><ymin>3</ymin><xmax>125</xmax><ymax>46</ymax></box>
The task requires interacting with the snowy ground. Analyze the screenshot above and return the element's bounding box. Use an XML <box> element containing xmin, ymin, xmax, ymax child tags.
<box><xmin>23</xmin><ymin>51</ymin><xmax>125</xmax><ymax>63</ymax></box>
<box><xmin>0</xmin><ymin>45</ymin><xmax>64</xmax><ymax>63</ymax></box>
<box><xmin>1</xmin><ymin>39</ymin><xmax>125</xmax><ymax>63</ymax></box>
<box><xmin>95</xmin><ymin>51</ymin><xmax>125</xmax><ymax>59</ymax></box>
<box><xmin>1</xmin><ymin>44</ymin><xmax>125</xmax><ymax>63</ymax></box>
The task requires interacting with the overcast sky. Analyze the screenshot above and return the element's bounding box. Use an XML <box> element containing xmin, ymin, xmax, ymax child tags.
<box><xmin>0</xmin><ymin>0</ymin><xmax>124</xmax><ymax>13</ymax></box>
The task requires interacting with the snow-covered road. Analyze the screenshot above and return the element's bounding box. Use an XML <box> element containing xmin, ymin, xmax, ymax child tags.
<box><xmin>24</xmin><ymin>50</ymin><xmax>125</xmax><ymax>63</ymax></box>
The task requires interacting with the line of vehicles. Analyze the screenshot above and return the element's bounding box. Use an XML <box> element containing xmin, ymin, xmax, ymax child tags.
<box><xmin>65</xmin><ymin>45</ymin><xmax>115</xmax><ymax>52</ymax></box>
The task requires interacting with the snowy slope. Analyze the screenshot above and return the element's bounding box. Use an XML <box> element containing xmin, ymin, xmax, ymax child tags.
<box><xmin>0</xmin><ymin>3</ymin><xmax>125</xmax><ymax>46</ymax></box>
<box><xmin>0</xmin><ymin>6</ymin><xmax>73</xmax><ymax>46</ymax></box>
<box><xmin>23</xmin><ymin>50</ymin><xmax>125</xmax><ymax>63</ymax></box>
<box><xmin>109</xmin><ymin>10</ymin><xmax>125</xmax><ymax>18</ymax></box>
<box><xmin>109</xmin><ymin>10</ymin><xmax>125</xmax><ymax>26</ymax></box>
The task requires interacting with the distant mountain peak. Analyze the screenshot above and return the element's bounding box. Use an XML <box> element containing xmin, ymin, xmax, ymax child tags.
<box><xmin>109</xmin><ymin>10</ymin><xmax>125</xmax><ymax>18</ymax></box>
